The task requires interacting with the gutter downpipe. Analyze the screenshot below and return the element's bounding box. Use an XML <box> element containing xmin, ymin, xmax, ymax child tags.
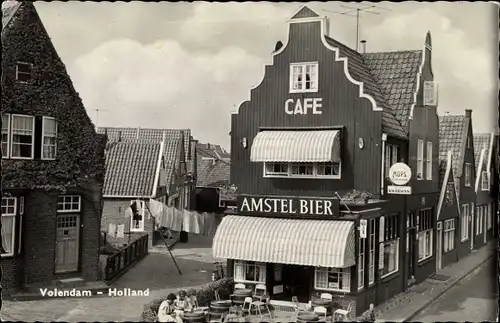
<box><xmin>381</xmin><ymin>133</ymin><xmax>388</xmax><ymax>195</ymax></box>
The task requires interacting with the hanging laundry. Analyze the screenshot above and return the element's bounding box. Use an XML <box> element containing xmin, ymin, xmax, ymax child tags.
<box><xmin>190</xmin><ymin>211</ymin><xmax>201</xmax><ymax>235</ymax></box>
<box><xmin>198</xmin><ymin>212</ymin><xmax>207</xmax><ymax>235</ymax></box>
<box><xmin>172</xmin><ymin>208</ymin><xmax>183</xmax><ymax>231</ymax></box>
<box><xmin>116</xmin><ymin>224</ymin><xmax>125</xmax><ymax>238</ymax></box>
<box><xmin>182</xmin><ymin>209</ymin><xmax>191</xmax><ymax>233</ymax></box>
<box><xmin>149</xmin><ymin>199</ymin><xmax>165</xmax><ymax>223</ymax></box>
<box><xmin>108</xmin><ymin>223</ymin><xmax>117</xmax><ymax>238</ymax></box>
<box><xmin>205</xmin><ymin>213</ymin><xmax>217</xmax><ymax>236</ymax></box>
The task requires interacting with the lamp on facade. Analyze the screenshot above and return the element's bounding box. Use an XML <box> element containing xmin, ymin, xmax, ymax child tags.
<box><xmin>241</xmin><ymin>137</ymin><xmax>248</xmax><ymax>149</ymax></box>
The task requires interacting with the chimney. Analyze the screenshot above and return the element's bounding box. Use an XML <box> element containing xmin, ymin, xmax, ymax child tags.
<box><xmin>207</xmin><ymin>143</ymin><xmax>211</xmax><ymax>149</ymax></box>
<box><xmin>118</xmin><ymin>131</ymin><xmax>122</xmax><ymax>142</ymax></box>
<box><xmin>360</xmin><ymin>40</ymin><xmax>367</xmax><ymax>54</ymax></box>
<box><xmin>465</xmin><ymin>109</ymin><xmax>472</xmax><ymax>119</ymax></box>
<box><xmin>136</xmin><ymin>127</ymin><xmax>140</xmax><ymax>139</ymax></box>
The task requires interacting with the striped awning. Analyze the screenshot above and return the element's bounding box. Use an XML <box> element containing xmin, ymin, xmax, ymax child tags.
<box><xmin>213</xmin><ymin>216</ymin><xmax>355</xmax><ymax>268</ymax></box>
<box><xmin>250</xmin><ymin>130</ymin><xmax>341</xmax><ymax>163</ymax></box>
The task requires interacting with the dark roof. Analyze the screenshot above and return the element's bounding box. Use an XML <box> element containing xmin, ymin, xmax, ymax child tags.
<box><xmin>103</xmin><ymin>141</ymin><xmax>162</xmax><ymax>197</ymax></box>
<box><xmin>363</xmin><ymin>50</ymin><xmax>423</xmax><ymax>131</ymax></box>
<box><xmin>291</xmin><ymin>6</ymin><xmax>319</xmax><ymax>19</ymax></box>
<box><xmin>323</xmin><ymin>36</ymin><xmax>407</xmax><ymax>139</ymax></box>
<box><xmin>196</xmin><ymin>142</ymin><xmax>230</xmax><ymax>158</ymax></box>
<box><xmin>196</xmin><ymin>147</ymin><xmax>230</xmax><ymax>187</ymax></box>
<box><xmin>439</xmin><ymin>114</ymin><xmax>469</xmax><ymax>197</ymax></box>
<box><xmin>473</xmin><ymin>133</ymin><xmax>492</xmax><ymax>171</ymax></box>
<box><xmin>2</xmin><ymin>2</ymin><xmax>21</xmax><ymax>33</ymax></box>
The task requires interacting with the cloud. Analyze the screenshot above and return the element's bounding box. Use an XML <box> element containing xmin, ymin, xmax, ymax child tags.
<box><xmin>70</xmin><ymin>38</ymin><xmax>265</xmax><ymax>148</ymax></box>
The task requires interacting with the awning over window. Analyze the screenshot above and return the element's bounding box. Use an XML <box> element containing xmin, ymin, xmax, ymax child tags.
<box><xmin>213</xmin><ymin>216</ymin><xmax>355</xmax><ymax>268</ymax></box>
<box><xmin>250</xmin><ymin>130</ymin><xmax>341</xmax><ymax>163</ymax></box>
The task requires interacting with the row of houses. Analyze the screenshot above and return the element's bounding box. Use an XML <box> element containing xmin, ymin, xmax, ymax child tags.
<box><xmin>1</xmin><ymin>2</ymin><xmax>230</xmax><ymax>293</ymax></box>
<box><xmin>212</xmin><ymin>5</ymin><xmax>498</xmax><ymax>317</ymax></box>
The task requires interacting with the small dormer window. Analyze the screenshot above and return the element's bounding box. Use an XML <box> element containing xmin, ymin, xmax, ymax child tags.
<box><xmin>290</xmin><ymin>62</ymin><xmax>318</xmax><ymax>93</ymax></box>
<box><xmin>16</xmin><ymin>62</ymin><xmax>32</xmax><ymax>83</ymax></box>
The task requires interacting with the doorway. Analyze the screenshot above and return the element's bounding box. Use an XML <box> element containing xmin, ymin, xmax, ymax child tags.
<box><xmin>436</xmin><ymin>222</ymin><xmax>443</xmax><ymax>271</ymax></box>
<box><xmin>55</xmin><ymin>214</ymin><xmax>80</xmax><ymax>273</ymax></box>
<box><xmin>280</xmin><ymin>265</ymin><xmax>312</xmax><ymax>302</ymax></box>
<box><xmin>406</xmin><ymin>228</ymin><xmax>416</xmax><ymax>286</ymax></box>
<box><xmin>470</xmin><ymin>203</ymin><xmax>475</xmax><ymax>250</ymax></box>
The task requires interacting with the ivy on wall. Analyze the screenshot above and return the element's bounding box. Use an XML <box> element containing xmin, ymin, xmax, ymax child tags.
<box><xmin>1</xmin><ymin>3</ymin><xmax>106</xmax><ymax>192</ymax></box>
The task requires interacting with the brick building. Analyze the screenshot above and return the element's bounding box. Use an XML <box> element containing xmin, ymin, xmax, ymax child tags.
<box><xmin>1</xmin><ymin>2</ymin><xmax>106</xmax><ymax>291</ymax></box>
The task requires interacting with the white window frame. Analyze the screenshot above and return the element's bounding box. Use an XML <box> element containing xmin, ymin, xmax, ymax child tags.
<box><xmin>385</xmin><ymin>145</ymin><xmax>398</xmax><ymax>177</ymax></box>
<box><xmin>461</xmin><ymin>204</ymin><xmax>469</xmax><ymax>241</ymax></box>
<box><xmin>10</xmin><ymin>114</ymin><xmax>35</xmax><ymax>160</ymax></box>
<box><xmin>445</xmin><ymin>183</ymin><xmax>454</xmax><ymax>205</ymax></box>
<box><xmin>443</xmin><ymin>219</ymin><xmax>455</xmax><ymax>252</ymax></box>
<box><xmin>263</xmin><ymin>161</ymin><xmax>341</xmax><ymax>179</ymax></box>
<box><xmin>417</xmin><ymin>139</ymin><xmax>424</xmax><ymax>180</ymax></box>
<box><xmin>381</xmin><ymin>238</ymin><xmax>399</xmax><ymax>278</ymax></box>
<box><xmin>418</xmin><ymin>229</ymin><xmax>433</xmax><ymax>261</ymax></box>
<box><xmin>289</xmin><ymin>62</ymin><xmax>319</xmax><ymax>93</ymax></box>
<box><xmin>57</xmin><ymin>195</ymin><xmax>81</xmax><ymax>213</ymax></box>
<box><xmin>2</xmin><ymin>113</ymin><xmax>10</xmax><ymax>159</ymax></box>
<box><xmin>464</xmin><ymin>163</ymin><xmax>472</xmax><ymax>187</ymax></box>
<box><xmin>41</xmin><ymin>116</ymin><xmax>58</xmax><ymax>160</ymax></box>
<box><xmin>426</xmin><ymin>141</ymin><xmax>432</xmax><ymax>180</ymax></box>
<box><xmin>314</xmin><ymin>267</ymin><xmax>351</xmax><ymax>292</ymax></box>
<box><xmin>481</xmin><ymin>171</ymin><xmax>490</xmax><ymax>191</ymax></box>
<box><xmin>358</xmin><ymin>236</ymin><xmax>365</xmax><ymax>290</ymax></box>
<box><xmin>15</xmin><ymin>61</ymin><xmax>32</xmax><ymax>83</ymax></box>
<box><xmin>487</xmin><ymin>203</ymin><xmax>492</xmax><ymax>230</ymax></box>
<box><xmin>130</xmin><ymin>200</ymin><xmax>145</xmax><ymax>232</ymax></box>
<box><xmin>234</xmin><ymin>261</ymin><xmax>266</xmax><ymax>284</ymax></box>
<box><xmin>1</xmin><ymin>197</ymin><xmax>17</xmax><ymax>257</ymax></box>
<box><xmin>368</xmin><ymin>219</ymin><xmax>375</xmax><ymax>285</ymax></box>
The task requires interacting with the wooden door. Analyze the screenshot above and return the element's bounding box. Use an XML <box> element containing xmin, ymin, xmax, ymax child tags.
<box><xmin>55</xmin><ymin>214</ymin><xmax>80</xmax><ymax>273</ymax></box>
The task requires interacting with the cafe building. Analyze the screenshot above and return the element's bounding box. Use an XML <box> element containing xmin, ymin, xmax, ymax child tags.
<box><xmin>213</xmin><ymin>5</ymin><xmax>440</xmax><ymax>316</ymax></box>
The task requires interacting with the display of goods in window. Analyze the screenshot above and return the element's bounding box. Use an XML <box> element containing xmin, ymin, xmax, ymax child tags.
<box><xmin>219</xmin><ymin>185</ymin><xmax>237</xmax><ymax>201</ymax></box>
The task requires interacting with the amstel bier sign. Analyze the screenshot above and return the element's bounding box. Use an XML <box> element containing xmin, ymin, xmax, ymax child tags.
<box><xmin>237</xmin><ymin>195</ymin><xmax>339</xmax><ymax>217</ymax></box>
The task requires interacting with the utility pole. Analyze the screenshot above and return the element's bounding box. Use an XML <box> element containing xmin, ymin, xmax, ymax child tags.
<box><xmin>91</xmin><ymin>109</ymin><xmax>109</xmax><ymax>128</ymax></box>
<box><xmin>323</xmin><ymin>4</ymin><xmax>391</xmax><ymax>52</ymax></box>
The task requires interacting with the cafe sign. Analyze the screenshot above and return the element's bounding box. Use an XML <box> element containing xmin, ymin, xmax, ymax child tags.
<box><xmin>237</xmin><ymin>195</ymin><xmax>339</xmax><ymax>217</ymax></box>
<box><xmin>388</xmin><ymin>163</ymin><xmax>412</xmax><ymax>185</ymax></box>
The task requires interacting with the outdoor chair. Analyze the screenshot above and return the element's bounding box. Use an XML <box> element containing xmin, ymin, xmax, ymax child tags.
<box><xmin>234</xmin><ymin>283</ymin><xmax>246</xmax><ymax>290</ymax></box>
<box><xmin>292</xmin><ymin>296</ymin><xmax>307</xmax><ymax>312</ymax></box>
<box><xmin>314</xmin><ymin>306</ymin><xmax>328</xmax><ymax>321</ymax></box>
<box><xmin>210</xmin><ymin>312</ymin><xmax>227</xmax><ymax>323</ymax></box>
<box><xmin>320</xmin><ymin>293</ymin><xmax>333</xmax><ymax>301</ymax></box>
<box><xmin>253</xmin><ymin>284</ymin><xmax>267</xmax><ymax>301</ymax></box>
<box><xmin>214</xmin><ymin>289</ymin><xmax>221</xmax><ymax>301</ymax></box>
<box><xmin>241</xmin><ymin>297</ymin><xmax>253</xmax><ymax>315</ymax></box>
<box><xmin>334</xmin><ymin>302</ymin><xmax>353</xmax><ymax>322</ymax></box>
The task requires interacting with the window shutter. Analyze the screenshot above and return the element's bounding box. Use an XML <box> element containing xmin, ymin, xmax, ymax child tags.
<box><xmin>34</xmin><ymin>116</ymin><xmax>43</xmax><ymax>159</ymax></box>
<box><xmin>423</xmin><ymin>81</ymin><xmax>437</xmax><ymax>106</ymax></box>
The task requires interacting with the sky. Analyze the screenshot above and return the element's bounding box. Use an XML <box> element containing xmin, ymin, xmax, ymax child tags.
<box><xmin>3</xmin><ymin>1</ymin><xmax>498</xmax><ymax>150</ymax></box>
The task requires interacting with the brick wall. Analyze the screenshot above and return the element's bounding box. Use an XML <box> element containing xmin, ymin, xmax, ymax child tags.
<box><xmin>1</xmin><ymin>257</ymin><xmax>23</xmax><ymax>290</ymax></box>
<box><xmin>101</xmin><ymin>199</ymin><xmax>155</xmax><ymax>249</ymax></box>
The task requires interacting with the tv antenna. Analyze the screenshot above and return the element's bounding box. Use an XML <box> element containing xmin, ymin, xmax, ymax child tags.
<box><xmin>91</xmin><ymin>109</ymin><xmax>109</xmax><ymax>128</ymax></box>
<box><xmin>323</xmin><ymin>4</ymin><xmax>391</xmax><ymax>51</ymax></box>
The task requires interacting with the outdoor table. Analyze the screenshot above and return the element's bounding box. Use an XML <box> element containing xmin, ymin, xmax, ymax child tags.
<box><xmin>296</xmin><ymin>311</ymin><xmax>320</xmax><ymax>323</ymax></box>
<box><xmin>230</xmin><ymin>289</ymin><xmax>253</xmax><ymax>305</ymax></box>
<box><xmin>310</xmin><ymin>297</ymin><xmax>334</xmax><ymax>316</ymax></box>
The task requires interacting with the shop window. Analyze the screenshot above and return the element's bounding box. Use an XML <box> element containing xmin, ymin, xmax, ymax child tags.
<box><xmin>445</xmin><ymin>183</ymin><xmax>454</xmax><ymax>205</ymax></box>
<box><xmin>443</xmin><ymin>219</ymin><xmax>455</xmax><ymax>252</ymax></box>
<box><xmin>358</xmin><ymin>236</ymin><xmax>365</xmax><ymax>290</ymax></box>
<box><xmin>461</xmin><ymin>204</ymin><xmax>469</xmax><ymax>241</ymax></box>
<box><xmin>416</xmin><ymin>139</ymin><xmax>424</xmax><ymax>179</ymax></box>
<box><xmin>130</xmin><ymin>200</ymin><xmax>145</xmax><ymax>232</ymax></box>
<box><xmin>264</xmin><ymin>162</ymin><xmax>340</xmax><ymax>179</ymax></box>
<box><xmin>234</xmin><ymin>261</ymin><xmax>266</xmax><ymax>283</ymax></box>
<box><xmin>41</xmin><ymin>117</ymin><xmax>57</xmax><ymax>160</ymax></box>
<box><xmin>290</xmin><ymin>62</ymin><xmax>318</xmax><ymax>93</ymax></box>
<box><xmin>481</xmin><ymin>171</ymin><xmax>489</xmax><ymax>191</ymax></box>
<box><xmin>274</xmin><ymin>264</ymin><xmax>283</xmax><ymax>283</ymax></box>
<box><xmin>10</xmin><ymin>114</ymin><xmax>35</xmax><ymax>159</ymax></box>
<box><xmin>16</xmin><ymin>62</ymin><xmax>32</xmax><ymax>83</ymax></box>
<box><xmin>385</xmin><ymin>144</ymin><xmax>399</xmax><ymax>177</ymax></box>
<box><xmin>2</xmin><ymin>114</ymin><xmax>10</xmax><ymax>158</ymax></box>
<box><xmin>368</xmin><ymin>218</ymin><xmax>375</xmax><ymax>285</ymax></box>
<box><xmin>1</xmin><ymin>197</ymin><xmax>17</xmax><ymax>257</ymax></box>
<box><xmin>57</xmin><ymin>195</ymin><xmax>81</xmax><ymax>213</ymax></box>
<box><xmin>382</xmin><ymin>214</ymin><xmax>400</xmax><ymax>277</ymax></box>
<box><xmin>464</xmin><ymin>163</ymin><xmax>472</xmax><ymax>187</ymax></box>
<box><xmin>314</xmin><ymin>267</ymin><xmax>350</xmax><ymax>292</ymax></box>
<box><xmin>426</xmin><ymin>141</ymin><xmax>432</xmax><ymax>180</ymax></box>
<box><xmin>418</xmin><ymin>208</ymin><xmax>433</xmax><ymax>261</ymax></box>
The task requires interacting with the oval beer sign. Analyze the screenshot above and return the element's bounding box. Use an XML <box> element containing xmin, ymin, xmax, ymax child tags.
<box><xmin>389</xmin><ymin>163</ymin><xmax>412</xmax><ymax>186</ymax></box>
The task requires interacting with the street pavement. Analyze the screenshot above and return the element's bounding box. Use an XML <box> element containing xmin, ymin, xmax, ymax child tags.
<box><xmin>414</xmin><ymin>257</ymin><xmax>497</xmax><ymax>322</ymax></box>
<box><xmin>1</xmin><ymin>235</ymin><xmax>216</xmax><ymax>322</ymax></box>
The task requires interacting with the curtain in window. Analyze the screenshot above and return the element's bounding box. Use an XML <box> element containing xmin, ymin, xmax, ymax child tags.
<box><xmin>12</xmin><ymin>116</ymin><xmax>33</xmax><ymax>134</ymax></box>
<box><xmin>1</xmin><ymin>215</ymin><xmax>14</xmax><ymax>254</ymax></box>
<box><xmin>315</xmin><ymin>270</ymin><xmax>328</xmax><ymax>288</ymax></box>
<box><xmin>234</xmin><ymin>262</ymin><xmax>245</xmax><ymax>281</ymax></box>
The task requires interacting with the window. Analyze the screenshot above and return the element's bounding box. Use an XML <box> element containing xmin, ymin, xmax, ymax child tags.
<box><xmin>42</xmin><ymin>117</ymin><xmax>57</xmax><ymax>159</ymax></box>
<box><xmin>264</xmin><ymin>162</ymin><xmax>341</xmax><ymax>179</ymax></box>
<box><xmin>315</xmin><ymin>267</ymin><xmax>350</xmax><ymax>292</ymax></box>
<box><xmin>234</xmin><ymin>261</ymin><xmax>266</xmax><ymax>283</ymax></box>
<box><xmin>417</xmin><ymin>139</ymin><xmax>424</xmax><ymax>179</ymax></box>
<box><xmin>2</xmin><ymin>114</ymin><xmax>10</xmax><ymax>158</ymax></box>
<box><xmin>368</xmin><ymin>218</ymin><xmax>375</xmax><ymax>285</ymax></box>
<box><xmin>426</xmin><ymin>141</ymin><xmax>432</xmax><ymax>180</ymax></box>
<box><xmin>467</xmin><ymin>136</ymin><xmax>471</xmax><ymax>149</ymax></box>
<box><xmin>444</xmin><ymin>219</ymin><xmax>455</xmax><ymax>252</ymax></box>
<box><xmin>274</xmin><ymin>264</ymin><xmax>283</xmax><ymax>282</ymax></box>
<box><xmin>57</xmin><ymin>195</ymin><xmax>81</xmax><ymax>212</ymax></box>
<box><xmin>385</xmin><ymin>144</ymin><xmax>399</xmax><ymax>177</ymax></box>
<box><xmin>476</xmin><ymin>206</ymin><xmax>484</xmax><ymax>235</ymax></box>
<box><xmin>445</xmin><ymin>183</ymin><xmax>454</xmax><ymax>205</ymax></box>
<box><xmin>130</xmin><ymin>200</ymin><xmax>145</xmax><ymax>232</ymax></box>
<box><xmin>10</xmin><ymin>115</ymin><xmax>34</xmax><ymax>159</ymax></box>
<box><xmin>382</xmin><ymin>214</ymin><xmax>399</xmax><ymax>277</ymax></box>
<box><xmin>487</xmin><ymin>203</ymin><xmax>492</xmax><ymax>230</ymax></box>
<box><xmin>481</xmin><ymin>171</ymin><xmax>489</xmax><ymax>191</ymax></box>
<box><xmin>16</xmin><ymin>62</ymin><xmax>32</xmax><ymax>83</ymax></box>
<box><xmin>1</xmin><ymin>197</ymin><xmax>17</xmax><ymax>256</ymax></box>
<box><xmin>461</xmin><ymin>204</ymin><xmax>469</xmax><ymax>241</ymax></box>
<box><xmin>464</xmin><ymin>163</ymin><xmax>472</xmax><ymax>187</ymax></box>
<box><xmin>358</xmin><ymin>236</ymin><xmax>365</xmax><ymax>290</ymax></box>
<box><xmin>418</xmin><ymin>208</ymin><xmax>433</xmax><ymax>261</ymax></box>
<box><xmin>290</xmin><ymin>62</ymin><xmax>318</xmax><ymax>93</ymax></box>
